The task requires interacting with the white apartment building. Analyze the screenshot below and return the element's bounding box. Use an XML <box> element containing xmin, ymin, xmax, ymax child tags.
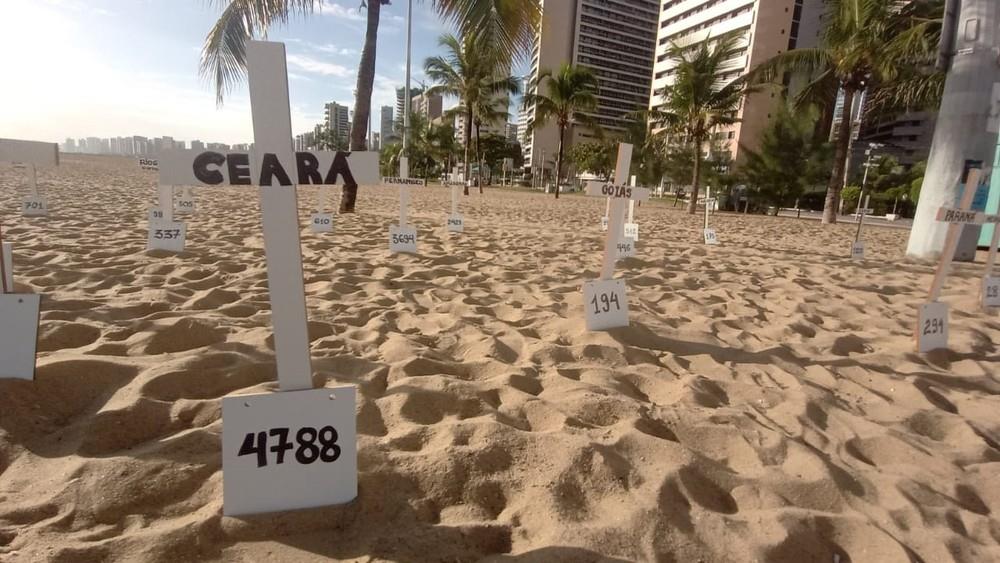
<box><xmin>650</xmin><ymin>0</ymin><xmax>824</xmax><ymax>163</ymax></box>
<box><xmin>521</xmin><ymin>0</ymin><xmax>660</xmax><ymax>180</ymax></box>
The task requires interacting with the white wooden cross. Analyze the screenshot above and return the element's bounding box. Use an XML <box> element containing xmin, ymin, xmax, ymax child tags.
<box><xmin>916</xmin><ymin>168</ymin><xmax>985</xmax><ymax>352</ymax></box>
<box><xmin>384</xmin><ymin>156</ymin><xmax>422</xmax><ymax>253</ymax></box>
<box><xmin>582</xmin><ymin>144</ymin><xmax>649</xmax><ymax>330</ymax></box>
<box><xmin>703</xmin><ymin>186</ymin><xmax>718</xmax><ymax>245</ymax></box>
<box><xmin>0</xmin><ymin>221</ymin><xmax>41</xmax><ymax>381</ymax></box>
<box><xmin>1</xmin><ymin>138</ymin><xmax>58</xmax><ymax>217</ymax></box>
<box><xmin>158</xmin><ymin>41</ymin><xmax>377</xmax><ymax>515</ymax></box>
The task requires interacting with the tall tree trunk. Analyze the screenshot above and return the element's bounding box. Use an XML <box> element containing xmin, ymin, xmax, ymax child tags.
<box><xmin>686</xmin><ymin>141</ymin><xmax>702</xmax><ymax>214</ymax></box>
<box><xmin>341</xmin><ymin>0</ymin><xmax>380</xmax><ymax>214</ymax></box>
<box><xmin>554</xmin><ymin>124</ymin><xmax>566</xmax><ymax>199</ymax></box>
<box><xmin>462</xmin><ymin>108</ymin><xmax>473</xmax><ymax>195</ymax></box>
<box><xmin>823</xmin><ymin>87</ymin><xmax>856</xmax><ymax>224</ymax></box>
<box><xmin>475</xmin><ymin>121</ymin><xmax>484</xmax><ymax>193</ymax></box>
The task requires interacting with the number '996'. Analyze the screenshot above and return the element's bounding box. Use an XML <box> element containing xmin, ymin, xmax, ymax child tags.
<box><xmin>601</xmin><ymin>184</ymin><xmax>632</xmax><ymax>199</ymax></box>
<box><xmin>238</xmin><ymin>425</ymin><xmax>341</xmax><ymax>467</ymax></box>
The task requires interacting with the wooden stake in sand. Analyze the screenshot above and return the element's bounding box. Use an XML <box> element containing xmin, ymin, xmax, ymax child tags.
<box><xmin>916</xmin><ymin>168</ymin><xmax>984</xmax><ymax>352</ymax></box>
<box><xmin>445</xmin><ymin>174</ymin><xmax>465</xmax><ymax>233</ymax></box>
<box><xmin>384</xmin><ymin>157</ymin><xmax>422</xmax><ymax>253</ymax></box>
<box><xmin>851</xmin><ymin>194</ymin><xmax>870</xmax><ymax>260</ymax></box>
<box><xmin>982</xmin><ymin>210</ymin><xmax>1000</xmax><ymax>308</ymax></box>
<box><xmin>0</xmin><ymin>222</ymin><xmax>42</xmax><ymax>381</ymax></box>
<box><xmin>157</xmin><ymin>41</ymin><xmax>370</xmax><ymax>515</ymax></box>
<box><xmin>703</xmin><ymin>186</ymin><xmax>718</xmax><ymax>245</ymax></box>
<box><xmin>624</xmin><ymin>178</ymin><xmax>639</xmax><ymax>242</ymax></box>
<box><xmin>0</xmin><ymin>138</ymin><xmax>58</xmax><ymax>217</ymax></box>
<box><xmin>310</xmin><ymin>183</ymin><xmax>335</xmax><ymax>233</ymax></box>
<box><xmin>582</xmin><ymin>144</ymin><xmax>649</xmax><ymax>330</ymax></box>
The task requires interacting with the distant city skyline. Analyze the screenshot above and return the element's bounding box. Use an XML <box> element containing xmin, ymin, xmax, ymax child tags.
<box><xmin>1</xmin><ymin>0</ymin><xmax>465</xmax><ymax>145</ymax></box>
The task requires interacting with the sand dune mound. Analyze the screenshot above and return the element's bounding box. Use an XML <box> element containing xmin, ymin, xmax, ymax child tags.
<box><xmin>1</xmin><ymin>155</ymin><xmax>998</xmax><ymax>562</ymax></box>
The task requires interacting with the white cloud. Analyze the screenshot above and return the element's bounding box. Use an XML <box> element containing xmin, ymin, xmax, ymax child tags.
<box><xmin>286</xmin><ymin>54</ymin><xmax>352</xmax><ymax>77</ymax></box>
<box><xmin>317</xmin><ymin>2</ymin><xmax>365</xmax><ymax>21</ymax></box>
<box><xmin>311</xmin><ymin>43</ymin><xmax>358</xmax><ymax>56</ymax></box>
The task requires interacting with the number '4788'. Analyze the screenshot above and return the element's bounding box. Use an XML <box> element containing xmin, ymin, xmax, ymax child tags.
<box><xmin>590</xmin><ymin>292</ymin><xmax>621</xmax><ymax>315</ymax></box>
<box><xmin>238</xmin><ymin>425</ymin><xmax>341</xmax><ymax>468</ymax></box>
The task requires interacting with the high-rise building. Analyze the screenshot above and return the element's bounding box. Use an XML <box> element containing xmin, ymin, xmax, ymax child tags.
<box><xmin>395</xmin><ymin>87</ymin><xmax>423</xmax><ymax>133</ymax></box>
<box><xmin>380</xmin><ymin>105</ymin><xmax>395</xmax><ymax>146</ymax></box>
<box><xmin>191</xmin><ymin>140</ymin><xmax>205</xmax><ymax>151</ymax></box>
<box><xmin>650</xmin><ymin>0</ymin><xmax>825</xmax><ymax>162</ymax></box>
<box><xmin>521</xmin><ymin>0</ymin><xmax>659</xmax><ymax>178</ymax></box>
<box><xmin>325</xmin><ymin>102</ymin><xmax>350</xmax><ymax>145</ymax></box>
<box><xmin>411</xmin><ymin>92</ymin><xmax>443</xmax><ymax>121</ymax></box>
<box><xmin>505</xmin><ymin>122</ymin><xmax>519</xmax><ymax>144</ymax></box>
<box><xmin>63</xmin><ymin>138</ymin><xmax>76</xmax><ymax>153</ymax></box>
<box><xmin>372</xmin><ymin>132</ymin><xmax>381</xmax><ymax>151</ymax></box>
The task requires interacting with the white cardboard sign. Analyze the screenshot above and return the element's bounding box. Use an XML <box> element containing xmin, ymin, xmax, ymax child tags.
<box><xmin>222</xmin><ymin>386</ymin><xmax>357</xmax><ymax>516</ymax></box>
<box><xmin>851</xmin><ymin>241</ymin><xmax>865</xmax><ymax>260</ymax></box>
<box><xmin>0</xmin><ymin>294</ymin><xmax>41</xmax><ymax>380</ymax></box>
<box><xmin>583</xmin><ymin>278</ymin><xmax>629</xmax><ymax>330</ymax></box>
<box><xmin>916</xmin><ymin>302</ymin><xmax>949</xmax><ymax>352</ymax></box>
<box><xmin>139</xmin><ymin>158</ymin><xmax>159</xmax><ymax>171</ymax></box>
<box><xmin>982</xmin><ymin>276</ymin><xmax>1000</xmax><ymax>308</ymax></box>
<box><xmin>447</xmin><ymin>213</ymin><xmax>464</xmax><ymax>233</ymax></box>
<box><xmin>22</xmin><ymin>196</ymin><xmax>48</xmax><ymax>217</ymax></box>
<box><xmin>615</xmin><ymin>237</ymin><xmax>635</xmax><ymax>259</ymax></box>
<box><xmin>601</xmin><ymin>215</ymin><xmax>608</xmax><ymax>231</ymax></box>
<box><xmin>176</xmin><ymin>196</ymin><xmax>196</xmax><ymax>215</ymax></box>
<box><xmin>311</xmin><ymin>212</ymin><xmax>334</xmax><ymax>233</ymax></box>
<box><xmin>389</xmin><ymin>224</ymin><xmax>417</xmax><ymax>254</ymax></box>
<box><xmin>624</xmin><ymin>222</ymin><xmax>639</xmax><ymax>241</ymax></box>
<box><xmin>0</xmin><ymin>138</ymin><xmax>59</xmax><ymax>167</ymax></box>
<box><xmin>2</xmin><ymin>242</ymin><xmax>12</xmax><ymax>291</ymax></box>
<box><xmin>703</xmin><ymin>228</ymin><xmax>718</xmax><ymax>245</ymax></box>
<box><xmin>148</xmin><ymin>206</ymin><xmax>167</xmax><ymax>223</ymax></box>
<box><xmin>147</xmin><ymin>221</ymin><xmax>187</xmax><ymax>252</ymax></box>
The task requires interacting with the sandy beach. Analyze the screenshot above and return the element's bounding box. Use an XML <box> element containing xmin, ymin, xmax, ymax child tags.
<box><xmin>1</xmin><ymin>154</ymin><xmax>998</xmax><ymax>562</ymax></box>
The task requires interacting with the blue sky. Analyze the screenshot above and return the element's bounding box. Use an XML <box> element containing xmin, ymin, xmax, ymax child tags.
<box><xmin>0</xmin><ymin>0</ymin><xmax>503</xmax><ymax>145</ymax></box>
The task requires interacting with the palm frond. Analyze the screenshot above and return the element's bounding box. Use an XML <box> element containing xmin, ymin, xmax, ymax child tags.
<box><xmin>200</xmin><ymin>0</ymin><xmax>320</xmax><ymax>105</ymax></box>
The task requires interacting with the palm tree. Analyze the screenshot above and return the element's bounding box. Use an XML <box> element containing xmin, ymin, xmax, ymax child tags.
<box><xmin>651</xmin><ymin>34</ymin><xmax>748</xmax><ymax>214</ymax></box>
<box><xmin>748</xmin><ymin>0</ymin><xmax>942</xmax><ymax>223</ymax></box>
<box><xmin>521</xmin><ymin>64</ymin><xmax>599</xmax><ymax>198</ymax></box>
<box><xmin>201</xmin><ymin>0</ymin><xmax>539</xmax><ymax>211</ymax></box>
<box><xmin>424</xmin><ymin>33</ymin><xmax>519</xmax><ymax>195</ymax></box>
<box><xmin>473</xmin><ymin>95</ymin><xmax>512</xmax><ymax>192</ymax></box>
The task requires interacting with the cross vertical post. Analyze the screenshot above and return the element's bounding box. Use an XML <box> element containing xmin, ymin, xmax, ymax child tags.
<box><xmin>247</xmin><ymin>41</ymin><xmax>313</xmax><ymax>392</ymax></box>
<box><xmin>601</xmin><ymin>144</ymin><xmax>633</xmax><ymax>280</ymax></box>
<box><xmin>929</xmin><ymin>169</ymin><xmax>981</xmax><ymax>301</ymax></box>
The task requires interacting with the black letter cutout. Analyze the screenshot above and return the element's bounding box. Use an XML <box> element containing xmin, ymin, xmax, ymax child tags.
<box><xmin>296</xmin><ymin>152</ymin><xmax>322</xmax><ymax>184</ymax></box>
<box><xmin>324</xmin><ymin>151</ymin><xmax>357</xmax><ymax>185</ymax></box>
<box><xmin>259</xmin><ymin>153</ymin><xmax>293</xmax><ymax>186</ymax></box>
<box><xmin>192</xmin><ymin>151</ymin><xmax>225</xmax><ymax>185</ymax></box>
<box><xmin>228</xmin><ymin>153</ymin><xmax>252</xmax><ymax>185</ymax></box>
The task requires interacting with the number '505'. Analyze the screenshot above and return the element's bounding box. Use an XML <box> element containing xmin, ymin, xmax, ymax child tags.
<box><xmin>238</xmin><ymin>425</ymin><xmax>341</xmax><ymax>467</ymax></box>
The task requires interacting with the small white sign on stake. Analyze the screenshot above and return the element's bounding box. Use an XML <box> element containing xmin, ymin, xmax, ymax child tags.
<box><xmin>147</xmin><ymin>222</ymin><xmax>187</xmax><ymax>252</ymax></box>
<box><xmin>222</xmin><ymin>386</ymin><xmax>357</xmax><ymax>516</ymax></box>
<box><xmin>981</xmin><ymin>276</ymin><xmax>1000</xmax><ymax>308</ymax></box>
<box><xmin>916</xmin><ymin>302</ymin><xmax>949</xmax><ymax>353</ymax></box>
<box><xmin>0</xmin><ymin>225</ymin><xmax>41</xmax><ymax>381</ymax></box>
<box><xmin>445</xmin><ymin>179</ymin><xmax>464</xmax><ymax>233</ymax></box>
<box><xmin>582</xmin><ymin>144</ymin><xmax>640</xmax><ymax>330</ymax></box>
<box><xmin>385</xmin><ymin>159</ymin><xmax>422</xmax><ymax>254</ymax></box>
<box><xmin>176</xmin><ymin>187</ymin><xmax>196</xmax><ymax>215</ymax></box>
<box><xmin>851</xmin><ymin>240</ymin><xmax>865</xmax><ymax>260</ymax></box>
<box><xmin>704</xmin><ymin>229</ymin><xmax>718</xmax><ymax>245</ymax></box>
<box><xmin>22</xmin><ymin>196</ymin><xmax>48</xmax><ymax>217</ymax></box>
<box><xmin>615</xmin><ymin>237</ymin><xmax>635</xmax><ymax>260</ymax></box>
<box><xmin>311</xmin><ymin>213</ymin><xmax>333</xmax><ymax>233</ymax></box>
<box><xmin>139</xmin><ymin>157</ymin><xmax>159</xmax><ymax>171</ymax></box>
<box><xmin>917</xmin><ymin>169</ymin><xmax>984</xmax><ymax>352</ymax></box>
